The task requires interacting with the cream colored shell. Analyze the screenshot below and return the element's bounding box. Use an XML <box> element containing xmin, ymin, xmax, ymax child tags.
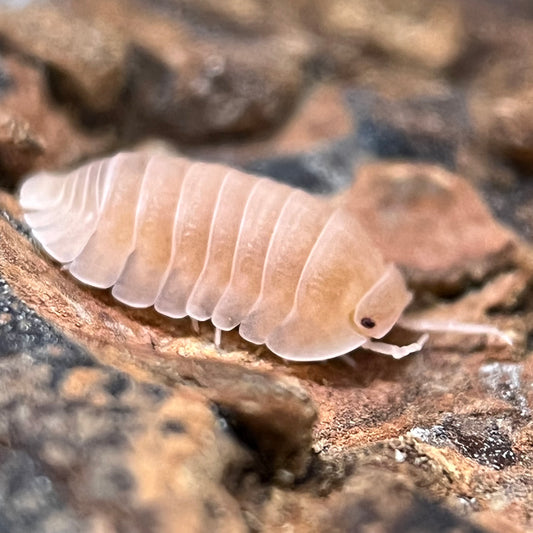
<box><xmin>19</xmin><ymin>152</ymin><xmax>413</xmax><ymax>360</ymax></box>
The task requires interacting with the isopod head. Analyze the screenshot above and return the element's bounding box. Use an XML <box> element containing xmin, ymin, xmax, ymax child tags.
<box><xmin>265</xmin><ymin>262</ymin><xmax>413</xmax><ymax>361</ymax></box>
<box><xmin>352</xmin><ymin>264</ymin><xmax>412</xmax><ymax>340</ymax></box>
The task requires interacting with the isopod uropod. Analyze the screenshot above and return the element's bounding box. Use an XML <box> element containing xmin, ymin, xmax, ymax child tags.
<box><xmin>18</xmin><ymin>152</ymin><xmax>510</xmax><ymax>361</ymax></box>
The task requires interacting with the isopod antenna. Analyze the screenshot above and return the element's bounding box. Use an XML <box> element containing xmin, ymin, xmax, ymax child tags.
<box><xmin>397</xmin><ymin>317</ymin><xmax>513</xmax><ymax>346</ymax></box>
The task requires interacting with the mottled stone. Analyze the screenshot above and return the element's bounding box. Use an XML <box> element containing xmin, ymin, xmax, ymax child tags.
<box><xmin>459</xmin><ymin>0</ymin><xmax>533</xmax><ymax>185</ymax></box>
<box><xmin>127</xmin><ymin>35</ymin><xmax>308</xmax><ymax>142</ymax></box>
<box><xmin>310</xmin><ymin>471</ymin><xmax>487</xmax><ymax>533</ymax></box>
<box><xmin>474</xmin><ymin>89</ymin><xmax>533</xmax><ymax>170</ymax></box>
<box><xmin>0</xmin><ymin>57</ymin><xmax>13</xmax><ymax>93</ymax></box>
<box><xmin>0</xmin><ymin>0</ymin><xmax>467</xmax><ymax>149</ymax></box>
<box><xmin>461</xmin><ymin>1</ymin><xmax>533</xmax><ymax>98</ymax></box>
<box><xmin>0</xmin><ymin>2</ymin><xmax>127</xmax><ymax>111</ymax></box>
<box><xmin>189</xmin><ymin>84</ymin><xmax>354</xmax><ymax>166</ymax></box>
<box><xmin>348</xmin><ymin>89</ymin><xmax>470</xmax><ymax>170</ymax></box>
<box><xmin>0</xmin><ymin>107</ymin><xmax>44</xmax><ymax>179</ymax></box>
<box><xmin>36</xmin><ymin>0</ymin><xmax>311</xmax><ymax>142</ymax></box>
<box><xmin>244</xmin><ymin>139</ymin><xmax>357</xmax><ymax>194</ymax></box>
<box><xmin>1</xmin><ymin>0</ymin><xmax>533</xmax><ymax>530</ymax></box>
<box><xmin>0</xmin><ymin>258</ymin><xmax>252</xmax><ymax>532</ymax></box>
<box><xmin>309</xmin><ymin>0</ymin><xmax>464</xmax><ymax>71</ymax></box>
<box><xmin>0</xmin><ymin>55</ymin><xmax>114</xmax><ymax>186</ymax></box>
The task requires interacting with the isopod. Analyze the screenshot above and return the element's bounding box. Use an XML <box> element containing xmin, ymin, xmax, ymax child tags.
<box><xmin>18</xmin><ymin>152</ymin><xmax>511</xmax><ymax>361</ymax></box>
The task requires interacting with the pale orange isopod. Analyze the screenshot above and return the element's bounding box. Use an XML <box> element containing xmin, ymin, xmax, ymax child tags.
<box><xmin>18</xmin><ymin>152</ymin><xmax>510</xmax><ymax>360</ymax></box>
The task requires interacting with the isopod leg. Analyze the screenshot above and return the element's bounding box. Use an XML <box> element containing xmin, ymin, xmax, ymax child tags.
<box><xmin>338</xmin><ymin>354</ymin><xmax>357</xmax><ymax>369</ymax></box>
<box><xmin>214</xmin><ymin>327</ymin><xmax>222</xmax><ymax>348</ymax></box>
<box><xmin>362</xmin><ymin>333</ymin><xmax>429</xmax><ymax>360</ymax></box>
<box><xmin>191</xmin><ymin>318</ymin><xmax>200</xmax><ymax>334</ymax></box>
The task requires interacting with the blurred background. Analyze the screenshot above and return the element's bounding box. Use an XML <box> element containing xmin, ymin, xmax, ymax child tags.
<box><xmin>1</xmin><ymin>3</ymin><xmax>533</xmax><ymax>533</ymax></box>
<box><xmin>0</xmin><ymin>0</ymin><xmax>532</xmax><ymax>241</ymax></box>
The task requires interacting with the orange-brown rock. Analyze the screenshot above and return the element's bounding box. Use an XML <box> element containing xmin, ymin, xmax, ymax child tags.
<box><xmin>474</xmin><ymin>88</ymin><xmax>533</xmax><ymax>170</ymax></box>
<box><xmin>1</xmin><ymin>152</ymin><xmax>532</xmax><ymax>531</ymax></box>
<box><xmin>344</xmin><ymin>162</ymin><xmax>520</xmax><ymax>294</ymax></box>
<box><xmin>0</xmin><ymin>3</ymin><xmax>127</xmax><ymax>112</ymax></box>
<box><xmin>0</xmin><ymin>54</ymin><xmax>114</xmax><ymax>186</ymax></box>
<box><xmin>1</xmin><ymin>0</ymin><xmax>533</xmax><ymax>531</ymax></box>
<box><xmin>0</xmin><ymin>106</ymin><xmax>43</xmax><ymax>179</ymax></box>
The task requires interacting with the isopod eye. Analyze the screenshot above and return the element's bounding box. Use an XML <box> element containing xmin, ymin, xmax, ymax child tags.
<box><xmin>353</xmin><ymin>264</ymin><xmax>412</xmax><ymax>339</ymax></box>
<box><xmin>361</xmin><ymin>317</ymin><xmax>375</xmax><ymax>329</ymax></box>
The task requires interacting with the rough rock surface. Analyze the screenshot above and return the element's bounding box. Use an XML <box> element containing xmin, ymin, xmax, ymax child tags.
<box><xmin>343</xmin><ymin>162</ymin><xmax>519</xmax><ymax>294</ymax></box>
<box><xmin>1</xmin><ymin>0</ymin><xmax>533</xmax><ymax>532</ymax></box>
<box><xmin>1</xmin><ymin>162</ymin><xmax>532</xmax><ymax>531</ymax></box>
<box><xmin>0</xmin><ymin>106</ymin><xmax>43</xmax><ymax>179</ymax></box>
<box><xmin>0</xmin><ymin>4</ymin><xmax>127</xmax><ymax>112</ymax></box>
<box><xmin>474</xmin><ymin>88</ymin><xmax>533</xmax><ymax>170</ymax></box>
<box><xmin>0</xmin><ymin>54</ymin><xmax>114</xmax><ymax>186</ymax></box>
